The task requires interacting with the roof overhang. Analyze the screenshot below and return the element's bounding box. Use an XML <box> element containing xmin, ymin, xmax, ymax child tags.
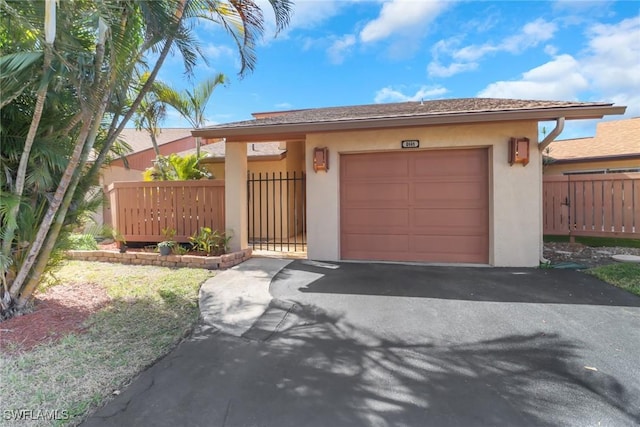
<box><xmin>200</xmin><ymin>153</ymin><xmax>286</xmax><ymax>163</ymax></box>
<box><xmin>192</xmin><ymin>105</ymin><xmax>626</xmax><ymax>142</ymax></box>
<box><xmin>546</xmin><ymin>153</ymin><xmax>640</xmax><ymax>164</ymax></box>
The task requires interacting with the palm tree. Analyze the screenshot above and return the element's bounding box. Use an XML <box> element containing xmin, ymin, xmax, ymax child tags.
<box><xmin>156</xmin><ymin>73</ymin><xmax>227</xmax><ymax>158</ymax></box>
<box><xmin>1</xmin><ymin>0</ymin><xmax>293</xmax><ymax>318</ymax></box>
<box><xmin>134</xmin><ymin>72</ymin><xmax>168</xmax><ymax>155</ymax></box>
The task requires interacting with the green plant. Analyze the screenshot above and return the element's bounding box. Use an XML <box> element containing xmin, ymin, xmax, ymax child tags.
<box><xmin>111</xmin><ymin>229</ymin><xmax>126</xmax><ymax>245</ymax></box>
<box><xmin>173</xmin><ymin>245</ymin><xmax>190</xmax><ymax>255</ymax></box>
<box><xmin>539</xmin><ymin>261</ymin><xmax>552</xmax><ymax>269</ymax></box>
<box><xmin>189</xmin><ymin>227</ymin><xmax>230</xmax><ymax>255</ymax></box>
<box><xmin>142</xmin><ymin>153</ymin><xmax>212</xmax><ymax>181</ymax></box>
<box><xmin>158</xmin><ymin>228</ymin><xmax>177</xmax><ymax>254</ymax></box>
<box><xmin>66</xmin><ymin>234</ymin><xmax>99</xmax><ymax>251</ymax></box>
<box><xmin>161</xmin><ymin>227</ymin><xmax>176</xmax><ymax>241</ymax></box>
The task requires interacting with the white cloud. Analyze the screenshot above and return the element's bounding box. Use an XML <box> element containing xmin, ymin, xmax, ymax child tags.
<box><xmin>287</xmin><ymin>0</ymin><xmax>347</xmax><ymax>31</ymax></box>
<box><xmin>360</xmin><ymin>0</ymin><xmax>450</xmax><ymax>43</ymax></box>
<box><xmin>256</xmin><ymin>0</ymin><xmax>348</xmax><ymax>41</ymax></box>
<box><xmin>202</xmin><ymin>44</ymin><xmax>235</xmax><ymax>59</ymax></box>
<box><xmin>455</xmin><ymin>18</ymin><xmax>557</xmax><ymax>61</ymax></box>
<box><xmin>427</xmin><ymin>61</ymin><xmax>478</xmax><ymax>78</ymax></box>
<box><xmin>327</xmin><ymin>34</ymin><xmax>356</xmax><ymax>64</ymax></box>
<box><xmin>275</xmin><ymin>102</ymin><xmax>293</xmax><ymax>109</ymax></box>
<box><xmin>582</xmin><ymin>17</ymin><xmax>640</xmax><ymax>95</ymax></box>
<box><xmin>478</xmin><ymin>16</ymin><xmax>640</xmax><ymax>118</ymax></box>
<box><xmin>374</xmin><ymin>85</ymin><xmax>448</xmax><ymax>103</ymax></box>
<box><xmin>544</xmin><ymin>44</ymin><xmax>558</xmax><ymax>56</ymax></box>
<box><xmin>478</xmin><ymin>54</ymin><xmax>588</xmax><ymax>99</ymax></box>
<box><xmin>428</xmin><ymin>18</ymin><xmax>558</xmax><ymax>78</ymax></box>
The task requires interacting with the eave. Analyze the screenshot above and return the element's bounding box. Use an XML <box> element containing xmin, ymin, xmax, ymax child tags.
<box><xmin>546</xmin><ymin>153</ymin><xmax>640</xmax><ymax>164</ymax></box>
<box><xmin>192</xmin><ymin>105</ymin><xmax>626</xmax><ymax>142</ymax></box>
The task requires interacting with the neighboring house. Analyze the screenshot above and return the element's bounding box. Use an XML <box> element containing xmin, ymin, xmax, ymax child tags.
<box><xmin>193</xmin><ymin>98</ymin><xmax>625</xmax><ymax>267</ymax></box>
<box><xmin>103</xmin><ymin>128</ymin><xmax>196</xmax><ymax>185</ymax></box>
<box><xmin>543</xmin><ymin>117</ymin><xmax>640</xmax><ymax>175</ymax></box>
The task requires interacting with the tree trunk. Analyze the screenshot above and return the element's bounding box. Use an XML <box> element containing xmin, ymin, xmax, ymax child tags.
<box><xmin>9</xmin><ymin>113</ymin><xmax>94</xmax><ymax>298</ymax></box>
<box><xmin>18</xmin><ymin>102</ymin><xmax>107</xmax><ymax>306</ymax></box>
<box><xmin>151</xmin><ymin>131</ymin><xmax>161</xmax><ymax>155</ymax></box>
<box><xmin>10</xmin><ymin>2</ymin><xmax>186</xmax><ymax>307</ymax></box>
<box><xmin>1</xmin><ymin>45</ymin><xmax>53</xmax><ymax>259</ymax></box>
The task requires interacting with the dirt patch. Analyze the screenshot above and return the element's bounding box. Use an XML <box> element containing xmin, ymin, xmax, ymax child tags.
<box><xmin>0</xmin><ymin>283</ymin><xmax>111</xmax><ymax>354</ymax></box>
<box><xmin>543</xmin><ymin>242</ymin><xmax>640</xmax><ymax>268</ymax></box>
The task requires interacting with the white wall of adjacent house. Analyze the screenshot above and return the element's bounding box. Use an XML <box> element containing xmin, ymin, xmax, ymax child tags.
<box><xmin>304</xmin><ymin>120</ymin><xmax>542</xmax><ymax>267</ymax></box>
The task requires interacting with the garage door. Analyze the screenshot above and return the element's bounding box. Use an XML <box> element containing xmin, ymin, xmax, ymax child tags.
<box><xmin>340</xmin><ymin>148</ymin><xmax>489</xmax><ymax>264</ymax></box>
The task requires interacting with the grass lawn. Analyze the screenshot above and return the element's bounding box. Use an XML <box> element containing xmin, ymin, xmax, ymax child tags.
<box><xmin>588</xmin><ymin>263</ymin><xmax>640</xmax><ymax>297</ymax></box>
<box><xmin>0</xmin><ymin>261</ymin><xmax>214</xmax><ymax>426</ymax></box>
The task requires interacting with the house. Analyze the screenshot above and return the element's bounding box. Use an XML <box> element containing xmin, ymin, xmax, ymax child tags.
<box><xmin>193</xmin><ymin>98</ymin><xmax>625</xmax><ymax>267</ymax></box>
<box><xmin>543</xmin><ymin>117</ymin><xmax>640</xmax><ymax>175</ymax></box>
<box><xmin>102</xmin><ymin>128</ymin><xmax>195</xmax><ymax>184</ymax></box>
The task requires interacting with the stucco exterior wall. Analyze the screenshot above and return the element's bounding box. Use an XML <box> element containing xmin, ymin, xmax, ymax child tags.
<box><xmin>544</xmin><ymin>158</ymin><xmax>640</xmax><ymax>175</ymax></box>
<box><xmin>286</xmin><ymin>140</ymin><xmax>306</xmax><ymax>172</ymax></box>
<box><xmin>305</xmin><ymin>121</ymin><xmax>541</xmax><ymax>267</ymax></box>
<box><xmin>101</xmin><ymin>165</ymin><xmax>145</xmax><ymax>186</ymax></box>
<box><xmin>203</xmin><ymin>158</ymin><xmax>285</xmax><ymax>180</ymax></box>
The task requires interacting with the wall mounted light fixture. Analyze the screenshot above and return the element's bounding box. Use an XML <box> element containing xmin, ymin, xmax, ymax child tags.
<box><xmin>509</xmin><ymin>137</ymin><xmax>530</xmax><ymax>166</ymax></box>
<box><xmin>313</xmin><ymin>147</ymin><xmax>329</xmax><ymax>172</ymax></box>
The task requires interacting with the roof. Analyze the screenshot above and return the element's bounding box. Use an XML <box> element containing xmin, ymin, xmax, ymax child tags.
<box><xmin>546</xmin><ymin>117</ymin><xmax>640</xmax><ymax>162</ymax></box>
<box><xmin>117</xmin><ymin>128</ymin><xmax>193</xmax><ymax>154</ymax></box>
<box><xmin>176</xmin><ymin>141</ymin><xmax>286</xmax><ymax>160</ymax></box>
<box><xmin>192</xmin><ymin>98</ymin><xmax>626</xmax><ymax>142</ymax></box>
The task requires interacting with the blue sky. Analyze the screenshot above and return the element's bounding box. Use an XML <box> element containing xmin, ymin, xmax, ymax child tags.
<box><xmin>156</xmin><ymin>0</ymin><xmax>640</xmax><ymax>139</ymax></box>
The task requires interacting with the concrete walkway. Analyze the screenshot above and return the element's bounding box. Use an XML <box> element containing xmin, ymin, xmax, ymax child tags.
<box><xmin>198</xmin><ymin>257</ymin><xmax>292</xmax><ymax>337</ymax></box>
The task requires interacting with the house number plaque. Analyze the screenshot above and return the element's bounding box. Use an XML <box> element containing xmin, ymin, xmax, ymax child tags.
<box><xmin>401</xmin><ymin>139</ymin><xmax>420</xmax><ymax>149</ymax></box>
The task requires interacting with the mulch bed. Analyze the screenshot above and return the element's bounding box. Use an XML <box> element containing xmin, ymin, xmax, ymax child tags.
<box><xmin>0</xmin><ymin>283</ymin><xmax>111</xmax><ymax>354</ymax></box>
<box><xmin>543</xmin><ymin>242</ymin><xmax>640</xmax><ymax>268</ymax></box>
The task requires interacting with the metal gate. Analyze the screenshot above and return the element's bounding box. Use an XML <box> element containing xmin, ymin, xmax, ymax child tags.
<box><xmin>247</xmin><ymin>171</ymin><xmax>306</xmax><ymax>252</ymax></box>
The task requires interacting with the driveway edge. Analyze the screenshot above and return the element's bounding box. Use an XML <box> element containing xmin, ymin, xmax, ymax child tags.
<box><xmin>199</xmin><ymin>258</ymin><xmax>293</xmax><ymax>336</ymax></box>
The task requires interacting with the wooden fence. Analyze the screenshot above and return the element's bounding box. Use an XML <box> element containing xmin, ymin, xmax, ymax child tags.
<box><xmin>543</xmin><ymin>173</ymin><xmax>640</xmax><ymax>238</ymax></box>
<box><xmin>106</xmin><ymin>180</ymin><xmax>225</xmax><ymax>243</ymax></box>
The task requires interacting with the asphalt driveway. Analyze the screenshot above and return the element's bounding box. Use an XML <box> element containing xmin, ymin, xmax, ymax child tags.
<box><xmin>84</xmin><ymin>261</ymin><xmax>640</xmax><ymax>427</ymax></box>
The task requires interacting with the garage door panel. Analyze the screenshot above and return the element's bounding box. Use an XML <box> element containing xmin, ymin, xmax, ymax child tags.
<box><xmin>413</xmin><ymin>182</ymin><xmax>487</xmax><ymax>204</ymax></box>
<box><xmin>343</xmin><ymin>182</ymin><xmax>409</xmax><ymax>203</ymax></box>
<box><xmin>413</xmin><ymin>236</ymin><xmax>487</xmax><ymax>263</ymax></box>
<box><xmin>342</xmin><ymin>234</ymin><xmax>409</xmax><ymax>253</ymax></box>
<box><xmin>343</xmin><ymin>208</ymin><xmax>410</xmax><ymax>228</ymax></box>
<box><xmin>343</xmin><ymin>156</ymin><xmax>409</xmax><ymax>179</ymax></box>
<box><xmin>412</xmin><ymin>208</ymin><xmax>487</xmax><ymax>228</ymax></box>
<box><xmin>341</xmin><ymin>148</ymin><xmax>489</xmax><ymax>264</ymax></box>
<box><xmin>412</xmin><ymin>152</ymin><xmax>486</xmax><ymax>177</ymax></box>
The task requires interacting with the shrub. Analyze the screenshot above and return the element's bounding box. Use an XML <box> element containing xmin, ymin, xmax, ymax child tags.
<box><xmin>66</xmin><ymin>234</ymin><xmax>99</xmax><ymax>250</ymax></box>
<box><xmin>188</xmin><ymin>227</ymin><xmax>230</xmax><ymax>255</ymax></box>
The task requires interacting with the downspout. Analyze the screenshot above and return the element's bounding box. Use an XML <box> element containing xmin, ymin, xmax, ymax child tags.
<box><xmin>539</xmin><ymin>117</ymin><xmax>565</xmax><ymax>264</ymax></box>
<box><xmin>539</xmin><ymin>117</ymin><xmax>565</xmax><ymax>152</ymax></box>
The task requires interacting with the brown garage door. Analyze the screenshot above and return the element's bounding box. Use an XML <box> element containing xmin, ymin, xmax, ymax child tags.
<box><xmin>340</xmin><ymin>148</ymin><xmax>489</xmax><ymax>264</ymax></box>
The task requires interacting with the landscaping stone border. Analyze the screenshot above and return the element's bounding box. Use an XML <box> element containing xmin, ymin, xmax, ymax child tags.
<box><xmin>66</xmin><ymin>248</ymin><xmax>252</xmax><ymax>270</ymax></box>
